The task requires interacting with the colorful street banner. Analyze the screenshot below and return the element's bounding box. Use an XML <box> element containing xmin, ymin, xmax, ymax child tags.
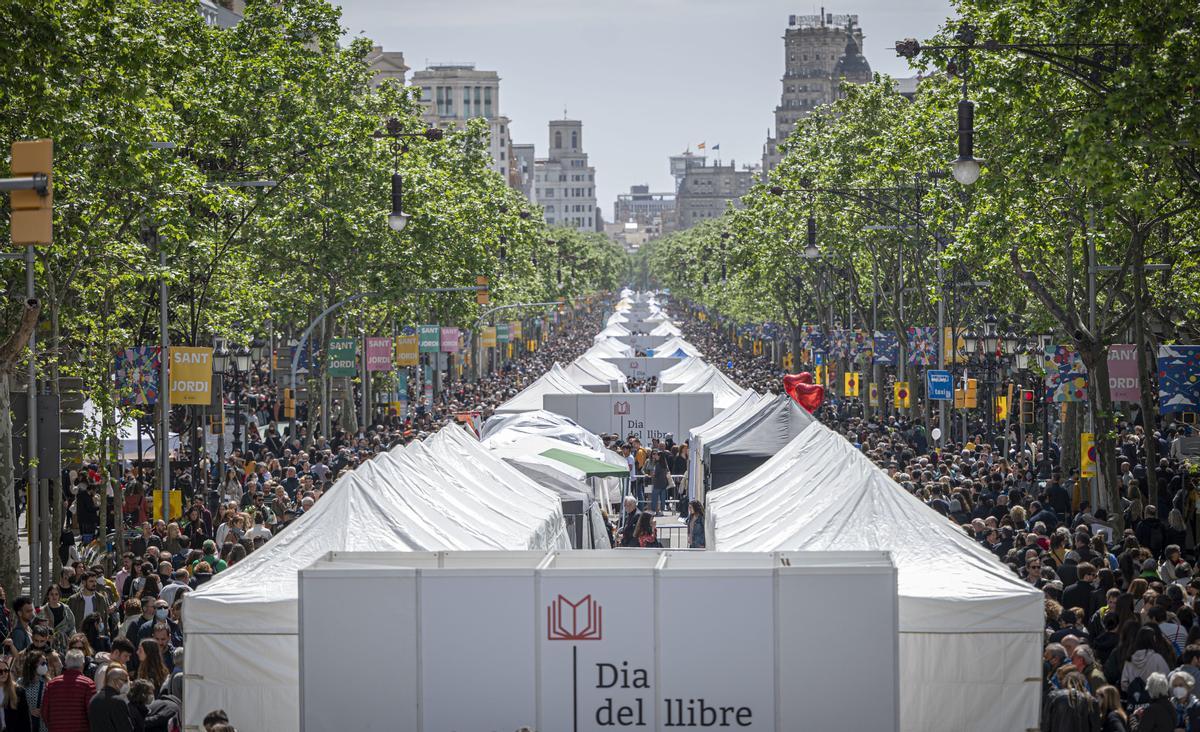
<box><xmin>868</xmin><ymin>382</ymin><xmax>879</xmax><ymax>407</ymax></box>
<box><xmin>1107</xmin><ymin>344</ymin><xmax>1141</xmax><ymax>402</ymax></box>
<box><xmin>396</xmin><ymin>329</ymin><xmax>419</xmax><ymax>367</ymax></box>
<box><xmin>1081</xmin><ymin>432</ymin><xmax>1097</xmax><ymax>478</ymax></box>
<box><xmin>1044</xmin><ymin>345</ymin><xmax>1087</xmax><ymax>402</ymax></box>
<box><xmin>497</xmin><ymin>323</ymin><xmax>510</xmax><ymax>343</ymax></box>
<box><xmin>872</xmin><ymin>331</ymin><xmax>898</xmax><ymax>365</ymax></box>
<box><xmin>894</xmin><ymin>381</ymin><xmax>911</xmax><ymax>409</ymax></box>
<box><xmin>843</xmin><ymin>371</ymin><xmax>860</xmax><ymax>397</ymax></box>
<box><xmin>327</xmin><ymin>338</ymin><xmax>357</xmax><ymax>377</ymax></box>
<box><xmin>365</xmin><ymin>337</ymin><xmax>393</xmax><ymax>372</ymax></box>
<box><xmin>418</xmin><ymin>325</ymin><xmax>441</xmax><ymax>353</ymax></box>
<box><xmin>115</xmin><ymin>346</ymin><xmax>161</xmax><ymax>406</ymax></box>
<box><xmin>482</xmin><ymin>327</ymin><xmax>497</xmax><ymax>348</ymax></box>
<box><xmin>799</xmin><ymin>324</ymin><xmax>824</xmax><ymax>352</ymax></box>
<box><xmin>1158</xmin><ymin>345</ymin><xmax>1200</xmax><ymax>413</ymax></box>
<box><xmin>906</xmin><ymin>327</ymin><xmax>938</xmax><ymax>366</ymax></box>
<box><xmin>941</xmin><ymin>327</ymin><xmax>967</xmax><ymax>366</ymax></box>
<box><xmin>167</xmin><ymin>346</ymin><xmax>214</xmax><ymax>405</ymax></box>
<box><xmin>440</xmin><ymin>327</ymin><xmax>461</xmax><ymax>354</ymax></box>
<box><xmin>510</xmin><ymin>321</ymin><xmax>522</xmax><ymax>340</ymax></box>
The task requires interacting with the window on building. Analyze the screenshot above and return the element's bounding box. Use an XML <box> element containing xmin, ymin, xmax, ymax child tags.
<box><xmin>545</xmin><ymin>189</ymin><xmax>555</xmax><ymax>197</ymax></box>
<box><xmin>484</xmin><ymin>87</ymin><xmax>492</xmax><ymax>117</ymax></box>
<box><xmin>463</xmin><ymin>87</ymin><xmax>470</xmax><ymax>118</ymax></box>
<box><xmin>571</xmin><ymin>130</ymin><xmax>578</xmax><ymax>149</ymax></box>
<box><xmin>435</xmin><ymin>86</ymin><xmax>445</xmax><ymax>116</ymax></box>
<box><xmin>555</xmin><ymin>131</ymin><xmax>562</xmax><ymax>148</ymax></box>
<box><xmin>421</xmin><ymin>87</ymin><xmax>432</xmax><ymax>100</ymax></box>
<box><xmin>474</xmin><ymin>86</ymin><xmax>482</xmax><ymax>117</ymax></box>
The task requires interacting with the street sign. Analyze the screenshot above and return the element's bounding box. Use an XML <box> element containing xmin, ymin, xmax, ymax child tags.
<box><xmin>926</xmin><ymin>370</ymin><xmax>953</xmax><ymax>401</ymax></box>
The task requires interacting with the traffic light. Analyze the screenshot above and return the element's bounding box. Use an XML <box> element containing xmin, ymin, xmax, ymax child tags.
<box><xmin>475</xmin><ymin>275</ymin><xmax>489</xmax><ymax>305</ymax></box>
<box><xmin>283</xmin><ymin>387</ymin><xmax>296</xmax><ymax>419</ymax></box>
<box><xmin>1020</xmin><ymin>389</ymin><xmax>1036</xmax><ymax>425</ymax></box>
<box><xmin>9</xmin><ymin>139</ymin><xmax>53</xmax><ymax>244</ymax></box>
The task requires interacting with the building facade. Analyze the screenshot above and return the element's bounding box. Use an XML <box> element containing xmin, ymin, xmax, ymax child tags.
<box><xmin>411</xmin><ymin>64</ymin><xmax>514</xmax><ymax>181</ymax></box>
<box><xmin>533</xmin><ymin>120</ymin><xmax>598</xmax><ymax>232</ymax></box>
<box><xmin>675</xmin><ymin>159</ymin><xmax>757</xmax><ymax>230</ymax></box>
<box><xmin>763</xmin><ymin>12</ymin><xmax>871</xmax><ymax>173</ymax></box>
<box><xmin>365</xmin><ymin>46</ymin><xmax>408</xmax><ymax>88</ymax></box>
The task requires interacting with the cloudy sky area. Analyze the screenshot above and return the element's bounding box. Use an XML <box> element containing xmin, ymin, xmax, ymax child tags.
<box><xmin>338</xmin><ymin>0</ymin><xmax>954</xmax><ymax>221</ymax></box>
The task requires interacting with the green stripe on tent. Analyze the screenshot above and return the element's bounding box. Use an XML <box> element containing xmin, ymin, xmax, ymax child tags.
<box><xmin>539</xmin><ymin>448</ymin><xmax>628</xmax><ymax>477</ymax></box>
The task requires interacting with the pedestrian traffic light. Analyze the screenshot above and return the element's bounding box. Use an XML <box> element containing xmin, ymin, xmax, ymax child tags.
<box><xmin>283</xmin><ymin>387</ymin><xmax>295</xmax><ymax>419</ymax></box>
<box><xmin>9</xmin><ymin>139</ymin><xmax>53</xmax><ymax>244</ymax></box>
<box><xmin>1020</xmin><ymin>389</ymin><xmax>1036</xmax><ymax>425</ymax></box>
<box><xmin>475</xmin><ymin>276</ymin><xmax>489</xmax><ymax>305</ymax></box>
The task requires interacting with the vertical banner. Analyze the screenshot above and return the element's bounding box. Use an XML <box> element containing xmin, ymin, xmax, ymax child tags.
<box><xmin>894</xmin><ymin>382</ymin><xmax>911</xmax><ymax>409</ymax></box>
<box><xmin>1107</xmin><ymin>344</ymin><xmax>1140</xmax><ymax>402</ymax></box>
<box><xmin>482</xmin><ymin>327</ymin><xmax>497</xmax><ymax>348</ymax></box>
<box><xmin>1081</xmin><ymin>432</ymin><xmax>1097</xmax><ymax>478</ymax></box>
<box><xmin>510</xmin><ymin>321</ymin><xmax>522</xmax><ymax>341</ymax></box>
<box><xmin>395</xmin><ymin>329</ymin><xmax>419</xmax><ymax>367</ymax></box>
<box><xmin>1158</xmin><ymin>345</ymin><xmax>1200</xmax><ymax>413</ymax></box>
<box><xmin>995</xmin><ymin>395</ymin><xmax>1008</xmax><ymax>422</ymax></box>
<box><xmin>327</xmin><ymin>338</ymin><xmax>357</xmax><ymax>377</ymax></box>
<box><xmin>418</xmin><ymin>325</ymin><xmax>441</xmax><ymax>353</ymax></box>
<box><xmin>365</xmin><ymin>337</ymin><xmax>393</xmax><ymax>372</ymax></box>
<box><xmin>167</xmin><ymin>347</ymin><xmax>214</xmax><ymax>405</ymax></box>
<box><xmin>115</xmin><ymin>346</ymin><xmax>161</xmax><ymax>406</ymax></box>
<box><xmin>868</xmin><ymin>382</ymin><xmax>879</xmax><ymax>407</ymax></box>
<box><xmin>843</xmin><ymin>372</ymin><xmax>860</xmax><ymax>396</ymax></box>
<box><xmin>422</xmin><ymin>365</ymin><xmax>433</xmax><ymax>404</ymax></box>
<box><xmin>440</xmin><ymin>327</ymin><xmax>461</xmax><ymax>354</ymax></box>
<box><xmin>497</xmin><ymin>323</ymin><xmax>510</xmax><ymax>343</ymax></box>
<box><xmin>941</xmin><ymin>327</ymin><xmax>966</xmax><ymax>366</ymax></box>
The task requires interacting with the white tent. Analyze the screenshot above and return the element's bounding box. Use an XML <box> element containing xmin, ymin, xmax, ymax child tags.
<box><xmin>690</xmin><ymin>392</ymin><xmax>814</xmax><ymax>495</ymax></box>
<box><xmin>494</xmin><ymin>363</ymin><xmax>588</xmax><ymax>414</ymax></box>
<box><xmin>708</xmin><ymin>423</ymin><xmax>1042</xmax><ymax>732</ymax></box>
<box><xmin>670</xmin><ymin>364</ymin><xmax>746</xmax><ymax>410</ymax></box>
<box><xmin>649</xmin><ymin>321</ymin><xmax>681</xmax><ymax>337</ymax></box>
<box><xmin>479</xmin><ymin>409</ymin><xmax>605</xmax><ymax>448</ymax></box>
<box><xmin>81</xmin><ymin>399</ymin><xmax>181</xmax><ymax>462</ymax></box>
<box><xmin>563</xmin><ymin>354</ymin><xmax>628</xmax><ymax>393</ymax></box>
<box><xmin>651</xmin><ymin>336</ymin><xmax>701</xmax><ymax>358</ymax></box>
<box><xmin>183</xmin><ymin>426</ymin><xmax>570</xmax><ymax>731</ymax></box>
<box><xmin>584</xmin><ymin>339</ymin><xmax>634</xmax><ymax>360</ymax></box>
<box><xmin>594</xmin><ymin>323</ymin><xmax>631</xmax><ymax>340</ymax></box>
<box><xmin>657</xmin><ymin>355</ymin><xmax>710</xmax><ymax>391</ymax></box>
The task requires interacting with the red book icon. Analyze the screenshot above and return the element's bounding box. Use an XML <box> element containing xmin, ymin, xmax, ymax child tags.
<box><xmin>547</xmin><ymin>594</ymin><xmax>603</xmax><ymax>641</ymax></box>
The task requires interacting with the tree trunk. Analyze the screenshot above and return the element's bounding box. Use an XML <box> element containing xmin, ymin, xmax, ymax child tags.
<box><xmin>0</xmin><ymin>300</ymin><xmax>40</xmax><ymax>598</ymax></box>
<box><xmin>1081</xmin><ymin>342</ymin><xmax>1123</xmax><ymax>533</ymax></box>
<box><xmin>1132</xmin><ymin>227</ymin><xmax>1160</xmax><ymax>506</ymax></box>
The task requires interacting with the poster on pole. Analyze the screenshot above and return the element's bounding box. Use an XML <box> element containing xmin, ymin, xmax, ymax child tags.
<box><xmin>509</xmin><ymin>321</ymin><xmax>522</xmax><ymax>340</ymax></box>
<box><xmin>395</xmin><ymin>328</ymin><xmax>419</xmax><ymax>367</ymax></box>
<box><xmin>366</xmin><ymin>337</ymin><xmax>393</xmax><ymax>372</ymax></box>
<box><xmin>115</xmin><ymin>346</ymin><xmax>161</xmax><ymax>406</ymax></box>
<box><xmin>1107</xmin><ymin>344</ymin><xmax>1140</xmax><ymax>402</ymax></box>
<box><xmin>482</xmin><ymin>327</ymin><xmax>497</xmax><ymax>348</ymax></box>
<box><xmin>327</xmin><ymin>339</ymin><xmax>357</xmax><ymax>377</ymax></box>
<box><xmin>418</xmin><ymin>325</ymin><xmax>441</xmax><ymax>353</ymax></box>
<box><xmin>497</xmin><ymin>323</ymin><xmax>510</xmax><ymax>343</ymax></box>
<box><xmin>1158</xmin><ymin>345</ymin><xmax>1200</xmax><ymax>413</ymax></box>
<box><xmin>167</xmin><ymin>347</ymin><xmax>214</xmax><ymax>405</ymax></box>
<box><xmin>439</xmin><ymin>327</ymin><xmax>460</xmax><ymax>353</ymax></box>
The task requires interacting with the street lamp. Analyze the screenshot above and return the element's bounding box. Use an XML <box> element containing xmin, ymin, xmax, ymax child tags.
<box><xmin>982</xmin><ymin>314</ymin><xmax>999</xmax><ymax>354</ymax></box>
<box><xmin>389</xmin><ymin>173</ymin><xmax>409</xmax><ymax>232</ymax></box>
<box><xmin>804</xmin><ymin>215</ymin><xmax>820</xmax><ymax>259</ymax></box>
<box><xmin>952</xmin><ymin>99</ymin><xmax>982</xmax><ymax>185</ymax></box>
<box><xmin>377</xmin><ymin>119</ymin><xmax>444</xmax><ymax>232</ymax></box>
<box><xmin>250</xmin><ymin>337</ymin><xmax>267</xmax><ymax>364</ymax></box>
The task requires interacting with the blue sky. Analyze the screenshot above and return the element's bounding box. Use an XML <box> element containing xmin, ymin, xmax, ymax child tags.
<box><xmin>338</xmin><ymin>0</ymin><xmax>954</xmax><ymax>220</ymax></box>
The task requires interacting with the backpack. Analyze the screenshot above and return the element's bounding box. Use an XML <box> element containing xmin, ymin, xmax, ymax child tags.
<box><xmin>1125</xmin><ymin>676</ymin><xmax>1150</xmax><ymax>709</ymax></box>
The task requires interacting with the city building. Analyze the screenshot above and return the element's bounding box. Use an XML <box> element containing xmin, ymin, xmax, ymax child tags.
<box><xmin>533</xmin><ymin>120</ymin><xmax>598</xmax><ymax>232</ymax></box>
<box><xmin>365</xmin><ymin>46</ymin><xmax>408</xmax><ymax>88</ymax></box>
<box><xmin>675</xmin><ymin>158</ymin><xmax>757</xmax><ymax>230</ymax></box>
<box><xmin>411</xmin><ymin>64</ymin><xmax>514</xmax><ymax>181</ymax></box>
<box><xmin>762</xmin><ymin>12</ymin><xmax>872</xmax><ymax>173</ymax></box>
<box><xmin>511</xmin><ymin>143</ymin><xmax>536</xmax><ymax>199</ymax></box>
<box><xmin>607</xmin><ymin>185</ymin><xmax>677</xmax><ymax>252</ymax></box>
<box><xmin>199</xmin><ymin>0</ymin><xmax>242</xmax><ymax>27</ymax></box>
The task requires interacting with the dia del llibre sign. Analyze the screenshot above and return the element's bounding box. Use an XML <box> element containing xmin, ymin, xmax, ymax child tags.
<box><xmin>298</xmin><ymin>550</ymin><xmax>899</xmax><ymax>732</ymax></box>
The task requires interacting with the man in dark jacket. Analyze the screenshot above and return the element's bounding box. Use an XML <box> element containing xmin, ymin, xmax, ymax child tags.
<box><xmin>1062</xmin><ymin>562</ymin><xmax>1100</xmax><ymax>622</ymax></box>
<box><xmin>89</xmin><ymin>665</ymin><xmax>134</xmax><ymax>732</ymax></box>
<box><xmin>1137</xmin><ymin>505</ymin><xmax>1168</xmax><ymax>557</ymax></box>
<box><xmin>618</xmin><ymin>496</ymin><xmax>641</xmax><ymax>548</ymax></box>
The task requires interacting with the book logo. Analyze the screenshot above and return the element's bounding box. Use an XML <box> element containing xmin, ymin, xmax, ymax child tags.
<box><xmin>613</xmin><ymin>401</ymin><xmax>631</xmax><ymax>416</ymax></box>
<box><xmin>547</xmin><ymin>594</ymin><xmax>602</xmax><ymax>641</ymax></box>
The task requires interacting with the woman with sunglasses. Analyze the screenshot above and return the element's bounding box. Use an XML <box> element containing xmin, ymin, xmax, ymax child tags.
<box><xmin>18</xmin><ymin>651</ymin><xmax>45</xmax><ymax>732</ymax></box>
<box><xmin>0</xmin><ymin>655</ymin><xmax>31</xmax><ymax>732</ymax></box>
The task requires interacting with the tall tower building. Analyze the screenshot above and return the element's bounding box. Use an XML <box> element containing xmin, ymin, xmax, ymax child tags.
<box><xmin>533</xmin><ymin>119</ymin><xmax>598</xmax><ymax>232</ymax></box>
<box><xmin>411</xmin><ymin>64</ymin><xmax>514</xmax><ymax>182</ymax></box>
<box><xmin>763</xmin><ymin>12</ymin><xmax>870</xmax><ymax>173</ymax></box>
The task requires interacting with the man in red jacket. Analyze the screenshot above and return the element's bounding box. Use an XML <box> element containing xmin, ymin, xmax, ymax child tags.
<box><xmin>42</xmin><ymin>649</ymin><xmax>95</xmax><ymax>732</ymax></box>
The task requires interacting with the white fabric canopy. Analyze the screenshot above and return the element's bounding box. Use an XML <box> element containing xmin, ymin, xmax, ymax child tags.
<box><xmin>657</xmin><ymin>356</ymin><xmax>710</xmax><ymax>391</ymax></box>
<box><xmin>584</xmin><ymin>339</ymin><xmax>634</xmax><ymax>360</ymax></box>
<box><xmin>483</xmin><ymin>433</ymin><xmax>626</xmax><ymax>507</ymax></box>
<box><xmin>651</xmin><ymin>336</ymin><xmax>701</xmax><ymax>358</ymax></box>
<box><xmin>494</xmin><ymin>363</ymin><xmax>588</xmax><ymax>414</ymax></box>
<box><xmin>708</xmin><ymin>423</ymin><xmax>1042</xmax><ymax>732</ymax></box>
<box><xmin>563</xmin><ymin>354</ymin><xmax>628</xmax><ymax>392</ymax></box>
<box><xmin>669</xmin><ymin>364</ymin><xmax>746</xmax><ymax>410</ymax></box>
<box><xmin>183</xmin><ymin>426</ymin><xmax>570</xmax><ymax>731</ymax></box>
<box><xmin>649</xmin><ymin>321</ymin><xmax>681</xmax><ymax>337</ymax></box>
<box><xmin>479</xmin><ymin>409</ymin><xmax>607</xmax><ymax>448</ymax></box>
<box><xmin>594</xmin><ymin>323</ymin><xmax>631</xmax><ymax>340</ymax></box>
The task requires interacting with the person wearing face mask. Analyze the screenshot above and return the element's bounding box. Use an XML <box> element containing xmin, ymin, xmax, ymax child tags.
<box><xmin>1167</xmin><ymin>670</ymin><xmax>1200</xmax><ymax>731</ymax></box>
<box><xmin>134</xmin><ymin>601</ymin><xmax>173</xmax><ymax>644</ymax></box>
<box><xmin>88</xmin><ymin>666</ymin><xmax>133</xmax><ymax>732</ymax></box>
<box><xmin>19</xmin><ymin>651</ymin><xmax>47</xmax><ymax>732</ymax></box>
<box><xmin>40</xmin><ymin>649</ymin><xmax>93</xmax><ymax>732</ymax></box>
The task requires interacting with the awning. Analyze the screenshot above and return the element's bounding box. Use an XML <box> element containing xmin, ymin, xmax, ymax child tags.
<box><xmin>539</xmin><ymin>448</ymin><xmax>628</xmax><ymax>477</ymax></box>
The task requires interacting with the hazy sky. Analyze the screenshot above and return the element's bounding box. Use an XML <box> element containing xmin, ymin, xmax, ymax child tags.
<box><xmin>337</xmin><ymin>0</ymin><xmax>955</xmax><ymax>220</ymax></box>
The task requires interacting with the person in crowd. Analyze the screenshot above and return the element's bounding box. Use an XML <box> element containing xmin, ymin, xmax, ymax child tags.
<box><xmin>40</xmin><ymin>649</ymin><xmax>93</xmax><ymax>732</ymax></box>
<box><xmin>1095</xmin><ymin>685</ymin><xmax>1127</xmax><ymax>732</ymax></box>
<box><xmin>633</xmin><ymin>513</ymin><xmax>661</xmax><ymax>549</ymax></box>
<box><xmin>37</xmin><ymin>586</ymin><xmax>75</xmax><ymax>655</ymax></box>
<box><xmin>134</xmin><ymin>640</ymin><xmax>168</xmax><ymax>692</ymax></box>
<box><xmin>127</xmin><ymin>679</ymin><xmax>155</xmax><ymax>731</ymax></box>
<box><xmin>1041</xmin><ymin>668</ymin><xmax>1098</xmax><ymax>731</ymax></box>
<box><xmin>88</xmin><ymin>665</ymin><xmax>132</xmax><ymax>732</ymax></box>
<box><xmin>1167</xmin><ymin>670</ymin><xmax>1200</xmax><ymax>731</ymax></box>
<box><xmin>0</xmin><ymin>654</ymin><xmax>33</xmax><ymax>732</ymax></box>
<box><xmin>18</xmin><ymin>651</ymin><xmax>46</xmax><ymax>732</ymax></box>
<box><xmin>1139</xmin><ymin>672</ymin><xmax>1179</xmax><ymax>732</ymax></box>
<box><xmin>618</xmin><ymin>496</ymin><xmax>641</xmax><ymax>548</ymax></box>
<box><xmin>686</xmin><ymin>500</ymin><xmax>705</xmax><ymax>549</ymax></box>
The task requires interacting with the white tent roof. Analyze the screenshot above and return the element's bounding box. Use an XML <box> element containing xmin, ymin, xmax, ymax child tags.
<box><xmin>657</xmin><ymin>356</ymin><xmax>710</xmax><ymax>391</ymax></box>
<box><xmin>649</xmin><ymin>321</ymin><xmax>681</xmax><ymax>337</ymax></box>
<box><xmin>700</xmin><ymin>393</ymin><xmax>815</xmax><ymax>459</ymax></box>
<box><xmin>652</xmin><ymin>336</ymin><xmax>701</xmax><ymax>358</ymax></box>
<box><xmin>563</xmin><ymin>354</ymin><xmax>627</xmax><ymax>392</ymax></box>
<box><xmin>479</xmin><ymin>410</ymin><xmax>607</xmax><ymax>449</ymax></box>
<box><xmin>594</xmin><ymin>323</ymin><xmax>631</xmax><ymax>340</ymax></box>
<box><xmin>670</xmin><ymin>365</ymin><xmax>746</xmax><ymax>410</ymax></box>
<box><xmin>494</xmin><ymin>363</ymin><xmax>588</xmax><ymax>414</ymax></box>
<box><xmin>708</xmin><ymin>423</ymin><xmax>1042</xmax><ymax>731</ymax></box>
<box><xmin>184</xmin><ymin>425</ymin><xmax>569</xmax><ymax>730</ymax></box>
<box><xmin>584</xmin><ymin>339</ymin><xmax>634</xmax><ymax>360</ymax></box>
<box><xmin>687</xmin><ymin>390</ymin><xmax>764</xmax><ymax>442</ymax></box>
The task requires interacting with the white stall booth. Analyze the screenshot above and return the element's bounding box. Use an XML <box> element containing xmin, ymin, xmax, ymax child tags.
<box><xmin>299</xmin><ymin>550</ymin><xmax>899</xmax><ymax>732</ymax></box>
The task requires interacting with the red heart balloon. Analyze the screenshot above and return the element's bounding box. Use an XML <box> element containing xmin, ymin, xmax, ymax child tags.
<box><xmin>783</xmin><ymin>372</ymin><xmax>824</xmax><ymax>413</ymax></box>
